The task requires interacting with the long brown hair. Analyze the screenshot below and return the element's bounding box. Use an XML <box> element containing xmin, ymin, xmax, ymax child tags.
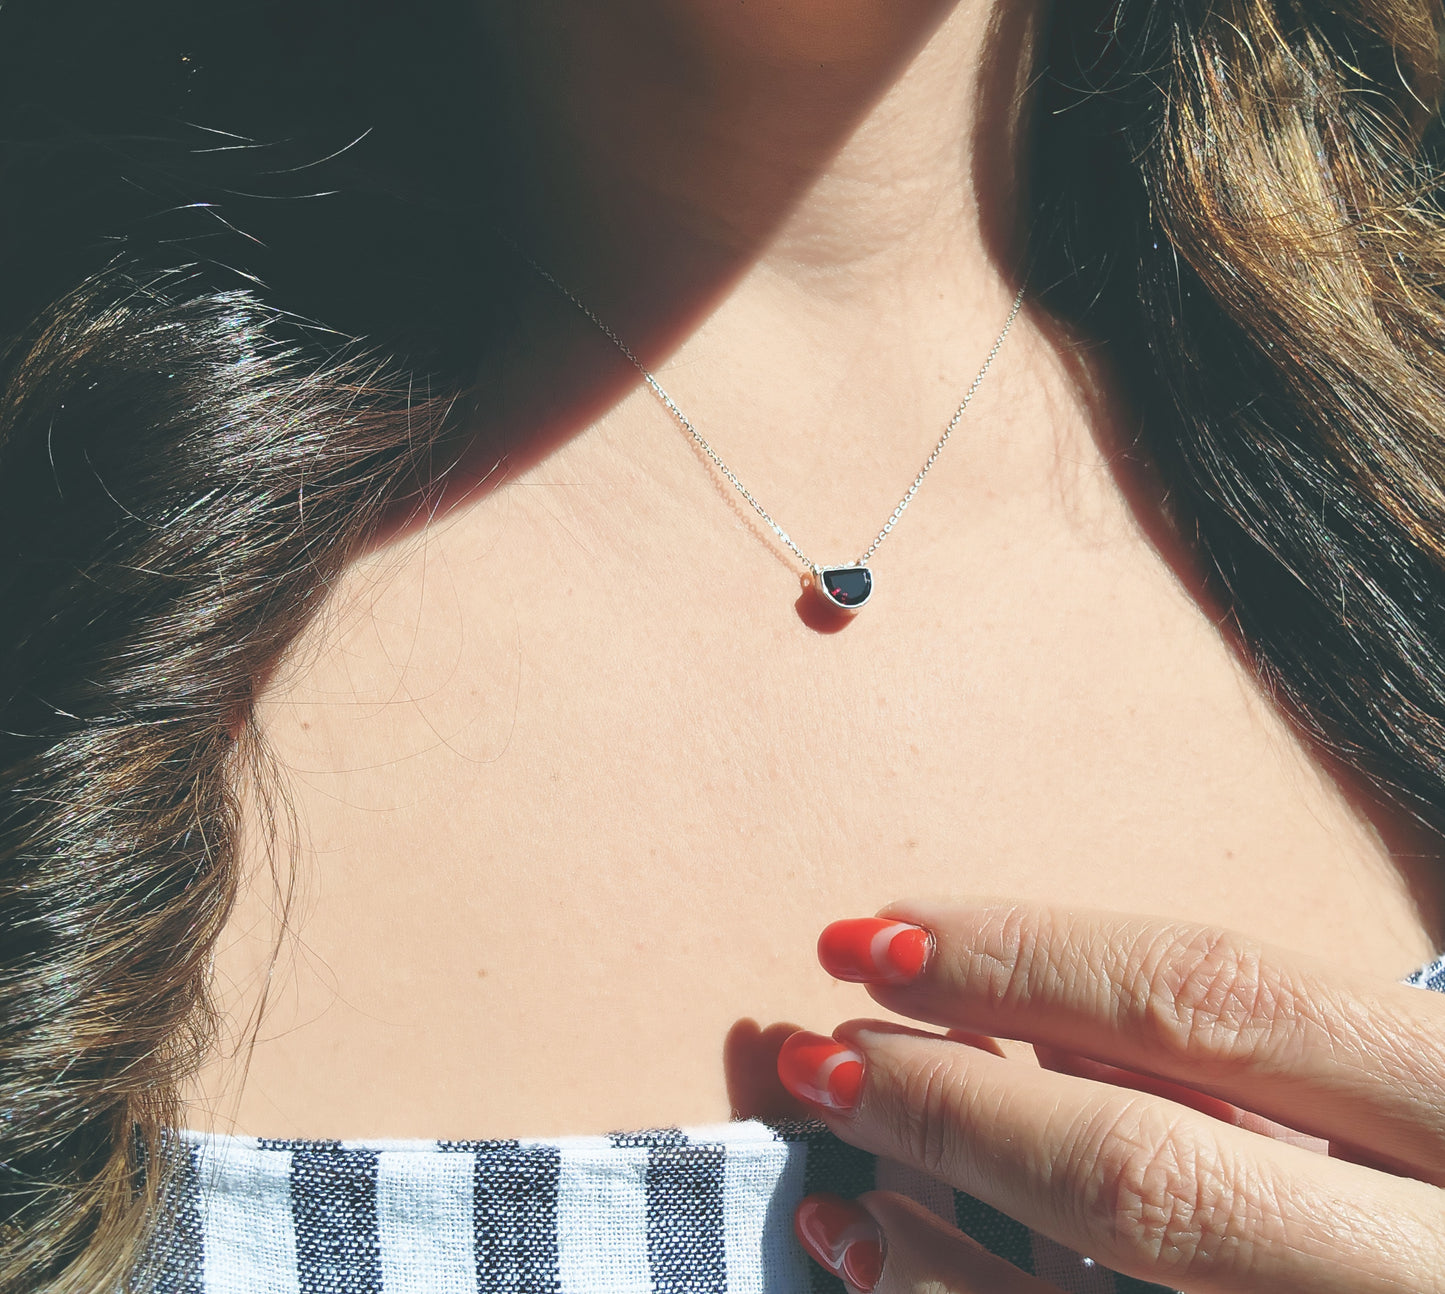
<box><xmin>3</xmin><ymin>1</ymin><xmax>1445</xmax><ymax>1288</ymax></box>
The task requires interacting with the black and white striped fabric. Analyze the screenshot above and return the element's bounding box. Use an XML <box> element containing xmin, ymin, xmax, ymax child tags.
<box><xmin>1405</xmin><ymin>949</ymin><xmax>1445</xmax><ymax>993</ymax></box>
<box><xmin>150</xmin><ymin>952</ymin><xmax>1445</xmax><ymax>1294</ymax></box>
<box><xmin>154</xmin><ymin>1121</ymin><xmax>1172</xmax><ymax>1294</ymax></box>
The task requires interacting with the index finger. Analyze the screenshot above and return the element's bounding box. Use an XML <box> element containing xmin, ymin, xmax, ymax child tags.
<box><xmin>824</xmin><ymin>902</ymin><xmax>1445</xmax><ymax>1180</ymax></box>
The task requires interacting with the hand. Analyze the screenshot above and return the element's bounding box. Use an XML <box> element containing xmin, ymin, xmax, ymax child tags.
<box><xmin>775</xmin><ymin>902</ymin><xmax>1445</xmax><ymax>1293</ymax></box>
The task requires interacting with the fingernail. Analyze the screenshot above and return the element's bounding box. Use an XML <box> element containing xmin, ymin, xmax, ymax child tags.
<box><xmin>818</xmin><ymin>917</ymin><xmax>933</xmax><ymax>985</ymax></box>
<box><xmin>795</xmin><ymin>1194</ymin><xmax>885</xmax><ymax>1292</ymax></box>
<box><xmin>776</xmin><ymin>1031</ymin><xmax>864</xmax><ymax>1113</ymax></box>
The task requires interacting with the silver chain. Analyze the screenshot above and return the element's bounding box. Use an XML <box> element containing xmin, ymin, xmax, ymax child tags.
<box><xmin>523</xmin><ymin>254</ymin><xmax>1025</xmax><ymax>574</ymax></box>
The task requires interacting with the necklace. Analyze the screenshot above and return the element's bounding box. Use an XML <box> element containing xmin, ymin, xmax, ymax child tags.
<box><xmin>524</xmin><ymin>254</ymin><xmax>1025</xmax><ymax>613</ymax></box>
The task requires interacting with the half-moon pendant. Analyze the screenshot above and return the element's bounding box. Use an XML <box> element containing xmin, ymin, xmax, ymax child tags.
<box><xmin>814</xmin><ymin>564</ymin><xmax>873</xmax><ymax>612</ymax></box>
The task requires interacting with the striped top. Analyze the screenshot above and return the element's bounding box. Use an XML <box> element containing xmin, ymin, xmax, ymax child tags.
<box><xmin>149</xmin><ymin>951</ymin><xmax>1445</xmax><ymax>1294</ymax></box>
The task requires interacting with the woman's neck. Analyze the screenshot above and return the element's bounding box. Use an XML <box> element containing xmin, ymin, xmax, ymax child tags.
<box><xmin>481</xmin><ymin>0</ymin><xmax>1045</xmax><ymax>339</ymax></box>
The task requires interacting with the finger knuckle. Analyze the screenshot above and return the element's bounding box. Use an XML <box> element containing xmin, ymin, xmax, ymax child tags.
<box><xmin>1081</xmin><ymin>1102</ymin><xmax>1266</xmax><ymax>1280</ymax></box>
<box><xmin>971</xmin><ymin>904</ymin><xmax>1073</xmax><ymax>1010</ymax></box>
<box><xmin>1129</xmin><ymin>926</ymin><xmax>1293</xmax><ymax>1063</ymax></box>
<box><xmin>893</xmin><ymin>1053</ymin><xmax>971</xmax><ymax>1181</ymax></box>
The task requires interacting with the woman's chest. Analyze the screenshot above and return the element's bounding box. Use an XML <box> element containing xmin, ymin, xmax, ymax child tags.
<box><xmin>190</xmin><ymin>480</ymin><xmax>1440</xmax><ymax>1138</ymax></box>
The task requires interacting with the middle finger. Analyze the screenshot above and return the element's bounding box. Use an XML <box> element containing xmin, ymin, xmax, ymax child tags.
<box><xmin>779</xmin><ymin>1020</ymin><xmax>1445</xmax><ymax>1294</ymax></box>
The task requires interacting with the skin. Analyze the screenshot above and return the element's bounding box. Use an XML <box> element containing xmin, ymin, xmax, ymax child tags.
<box><xmin>186</xmin><ymin>6</ymin><xmax>1445</xmax><ymax>1282</ymax></box>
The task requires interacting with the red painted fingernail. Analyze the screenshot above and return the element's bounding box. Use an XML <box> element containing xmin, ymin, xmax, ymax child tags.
<box><xmin>795</xmin><ymin>1194</ymin><xmax>885</xmax><ymax>1292</ymax></box>
<box><xmin>818</xmin><ymin>917</ymin><xmax>933</xmax><ymax>985</ymax></box>
<box><xmin>843</xmin><ymin>1238</ymin><xmax>885</xmax><ymax>1291</ymax></box>
<box><xmin>776</xmin><ymin>1031</ymin><xmax>864</xmax><ymax>1113</ymax></box>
